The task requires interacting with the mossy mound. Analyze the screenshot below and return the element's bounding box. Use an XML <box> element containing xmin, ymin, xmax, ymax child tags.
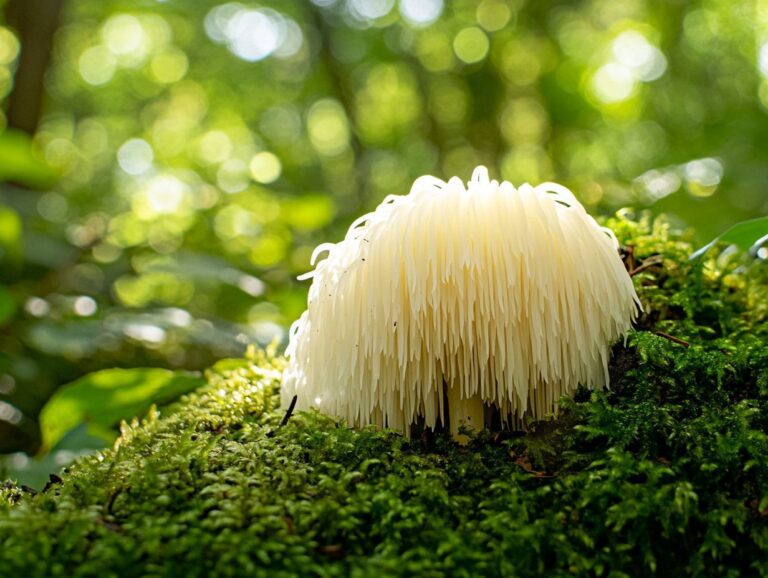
<box><xmin>1</xmin><ymin>216</ymin><xmax>768</xmax><ymax>577</ymax></box>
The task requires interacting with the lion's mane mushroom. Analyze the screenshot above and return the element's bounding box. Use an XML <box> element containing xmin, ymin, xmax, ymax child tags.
<box><xmin>282</xmin><ymin>167</ymin><xmax>640</xmax><ymax>439</ymax></box>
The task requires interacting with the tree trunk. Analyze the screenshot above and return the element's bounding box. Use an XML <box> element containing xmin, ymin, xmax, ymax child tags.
<box><xmin>5</xmin><ymin>0</ymin><xmax>67</xmax><ymax>134</ymax></box>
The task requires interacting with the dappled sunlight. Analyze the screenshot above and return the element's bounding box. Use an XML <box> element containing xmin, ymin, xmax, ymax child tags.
<box><xmin>204</xmin><ymin>3</ymin><xmax>304</xmax><ymax>62</ymax></box>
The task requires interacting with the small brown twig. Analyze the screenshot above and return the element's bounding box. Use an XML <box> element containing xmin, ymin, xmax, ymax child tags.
<box><xmin>629</xmin><ymin>256</ymin><xmax>664</xmax><ymax>277</ymax></box>
<box><xmin>279</xmin><ymin>395</ymin><xmax>298</xmax><ymax>427</ymax></box>
<box><xmin>654</xmin><ymin>331</ymin><xmax>690</xmax><ymax>348</ymax></box>
<box><xmin>623</xmin><ymin>245</ymin><xmax>636</xmax><ymax>273</ymax></box>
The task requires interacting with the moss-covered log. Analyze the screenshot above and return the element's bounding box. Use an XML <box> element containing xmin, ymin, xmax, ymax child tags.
<box><xmin>1</xmin><ymin>216</ymin><xmax>767</xmax><ymax>577</ymax></box>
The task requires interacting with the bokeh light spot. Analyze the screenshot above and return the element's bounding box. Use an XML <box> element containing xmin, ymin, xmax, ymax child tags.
<box><xmin>214</xmin><ymin>205</ymin><xmax>261</xmax><ymax>240</ymax></box>
<box><xmin>500</xmin><ymin>98</ymin><xmax>549</xmax><ymax>144</ymax></box>
<box><xmin>0</xmin><ymin>27</ymin><xmax>20</xmax><ymax>64</ymax></box>
<box><xmin>253</xmin><ymin>321</ymin><xmax>284</xmax><ymax>345</ymax></box>
<box><xmin>634</xmin><ymin>168</ymin><xmax>682</xmax><ymax>202</ymax></box>
<box><xmin>92</xmin><ymin>243</ymin><xmax>123</xmax><ymax>263</ymax></box>
<box><xmin>37</xmin><ymin>193</ymin><xmax>69</xmax><ymax>222</ymax></box>
<box><xmin>273</xmin><ymin>20</ymin><xmax>304</xmax><ymax>59</ymax></box>
<box><xmin>428</xmin><ymin>78</ymin><xmax>469</xmax><ymax>126</ymax></box>
<box><xmin>399</xmin><ymin>0</ymin><xmax>443</xmax><ymax>27</ymax></box>
<box><xmin>307</xmin><ymin>99</ymin><xmax>350</xmax><ymax>156</ymax></box>
<box><xmin>227</xmin><ymin>9</ymin><xmax>279</xmax><ymax>61</ymax></box>
<box><xmin>0</xmin><ymin>374</ymin><xmax>15</xmax><ymax>395</ymax></box>
<box><xmin>612</xmin><ymin>31</ymin><xmax>667</xmax><ymax>82</ymax></box>
<box><xmin>237</xmin><ymin>274</ymin><xmax>265</xmax><ymax>297</ymax></box>
<box><xmin>25</xmin><ymin>297</ymin><xmax>50</xmax><ymax>317</ymax></box>
<box><xmin>102</xmin><ymin>14</ymin><xmax>146</xmax><ymax>56</ymax></box>
<box><xmin>150</xmin><ymin>48</ymin><xmax>189</xmax><ymax>83</ymax></box>
<box><xmin>79</xmin><ymin>46</ymin><xmax>117</xmax><ymax>85</ymax></box>
<box><xmin>591</xmin><ymin>63</ymin><xmax>636</xmax><ymax>104</ymax></box>
<box><xmin>249</xmin><ymin>152</ymin><xmax>282</xmax><ymax>184</ymax></box>
<box><xmin>685</xmin><ymin>157</ymin><xmax>723</xmax><ymax>197</ymax></box>
<box><xmin>217</xmin><ymin>159</ymin><xmax>250</xmax><ymax>193</ymax></box>
<box><xmin>73</xmin><ymin>296</ymin><xmax>98</xmax><ymax>317</ymax></box>
<box><xmin>0</xmin><ymin>401</ymin><xmax>22</xmax><ymax>425</ymax></box>
<box><xmin>198</xmin><ymin>131</ymin><xmax>233</xmax><ymax>164</ymax></box>
<box><xmin>453</xmin><ymin>27</ymin><xmax>490</xmax><ymax>64</ymax></box>
<box><xmin>124</xmin><ymin>323</ymin><xmax>166</xmax><ymax>344</ymax></box>
<box><xmin>44</xmin><ymin>137</ymin><xmax>77</xmax><ymax>168</ymax></box>
<box><xmin>133</xmin><ymin>175</ymin><xmax>189</xmax><ymax>217</ymax></box>
<box><xmin>260</xmin><ymin>107</ymin><xmax>302</xmax><ymax>145</ymax></box>
<box><xmin>118</xmin><ymin>138</ymin><xmax>154</xmax><ymax>175</ymax></box>
<box><xmin>348</xmin><ymin>0</ymin><xmax>395</xmax><ymax>22</ymax></box>
<box><xmin>205</xmin><ymin>4</ymin><xmax>303</xmax><ymax>62</ymax></box>
<box><xmin>476</xmin><ymin>0</ymin><xmax>512</xmax><ymax>32</ymax></box>
<box><xmin>204</xmin><ymin>3</ymin><xmax>241</xmax><ymax>42</ymax></box>
<box><xmin>759</xmin><ymin>43</ymin><xmax>768</xmax><ymax>78</ymax></box>
<box><xmin>415</xmin><ymin>30</ymin><xmax>454</xmax><ymax>71</ymax></box>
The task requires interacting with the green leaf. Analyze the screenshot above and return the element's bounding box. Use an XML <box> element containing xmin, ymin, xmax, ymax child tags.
<box><xmin>0</xmin><ymin>130</ymin><xmax>57</xmax><ymax>189</ymax></box>
<box><xmin>210</xmin><ymin>358</ymin><xmax>252</xmax><ymax>372</ymax></box>
<box><xmin>0</xmin><ymin>285</ymin><xmax>16</xmax><ymax>326</ymax></box>
<box><xmin>3</xmin><ymin>423</ymin><xmax>109</xmax><ymax>489</ymax></box>
<box><xmin>39</xmin><ymin>368</ymin><xmax>205</xmax><ymax>451</ymax></box>
<box><xmin>690</xmin><ymin>216</ymin><xmax>768</xmax><ymax>259</ymax></box>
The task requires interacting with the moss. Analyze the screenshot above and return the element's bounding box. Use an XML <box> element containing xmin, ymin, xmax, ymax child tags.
<box><xmin>1</xmin><ymin>214</ymin><xmax>767</xmax><ymax>577</ymax></box>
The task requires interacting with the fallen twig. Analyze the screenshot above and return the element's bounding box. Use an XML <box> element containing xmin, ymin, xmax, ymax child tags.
<box><xmin>629</xmin><ymin>256</ymin><xmax>664</xmax><ymax>277</ymax></box>
<box><xmin>267</xmin><ymin>395</ymin><xmax>298</xmax><ymax>438</ymax></box>
<box><xmin>280</xmin><ymin>395</ymin><xmax>298</xmax><ymax>427</ymax></box>
<box><xmin>654</xmin><ymin>331</ymin><xmax>690</xmax><ymax>348</ymax></box>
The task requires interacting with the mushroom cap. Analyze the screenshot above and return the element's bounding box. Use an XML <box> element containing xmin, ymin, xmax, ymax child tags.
<box><xmin>282</xmin><ymin>167</ymin><xmax>640</xmax><ymax>434</ymax></box>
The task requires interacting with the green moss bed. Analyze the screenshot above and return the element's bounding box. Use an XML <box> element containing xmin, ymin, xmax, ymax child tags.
<box><xmin>2</xmin><ymin>216</ymin><xmax>768</xmax><ymax>577</ymax></box>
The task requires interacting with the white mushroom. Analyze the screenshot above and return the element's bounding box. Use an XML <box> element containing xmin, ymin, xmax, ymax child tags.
<box><xmin>282</xmin><ymin>167</ymin><xmax>640</xmax><ymax>440</ymax></box>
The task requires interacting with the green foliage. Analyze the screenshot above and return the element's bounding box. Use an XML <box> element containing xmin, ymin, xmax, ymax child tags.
<box><xmin>1</xmin><ymin>222</ymin><xmax>767</xmax><ymax>576</ymax></box>
<box><xmin>0</xmin><ymin>130</ymin><xmax>56</xmax><ymax>189</ymax></box>
<box><xmin>39</xmin><ymin>368</ymin><xmax>205</xmax><ymax>451</ymax></box>
<box><xmin>691</xmin><ymin>216</ymin><xmax>768</xmax><ymax>259</ymax></box>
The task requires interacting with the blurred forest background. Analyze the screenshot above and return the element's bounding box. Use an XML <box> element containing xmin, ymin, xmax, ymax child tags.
<box><xmin>0</xmin><ymin>0</ymin><xmax>767</xmax><ymax>471</ymax></box>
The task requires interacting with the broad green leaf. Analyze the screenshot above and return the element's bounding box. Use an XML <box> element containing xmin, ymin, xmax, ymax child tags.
<box><xmin>0</xmin><ymin>130</ymin><xmax>57</xmax><ymax>189</ymax></box>
<box><xmin>210</xmin><ymin>358</ymin><xmax>252</xmax><ymax>372</ymax></box>
<box><xmin>0</xmin><ymin>285</ymin><xmax>15</xmax><ymax>326</ymax></box>
<box><xmin>39</xmin><ymin>368</ymin><xmax>204</xmax><ymax>451</ymax></box>
<box><xmin>3</xmin><ymin>423</ymin><xmax>109</xmax><ymax>489</ymax></box>
<box><xmin>690</xmin><ymin>216</ymin><xmax>768</xmax><ymax>259</ymax></box>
